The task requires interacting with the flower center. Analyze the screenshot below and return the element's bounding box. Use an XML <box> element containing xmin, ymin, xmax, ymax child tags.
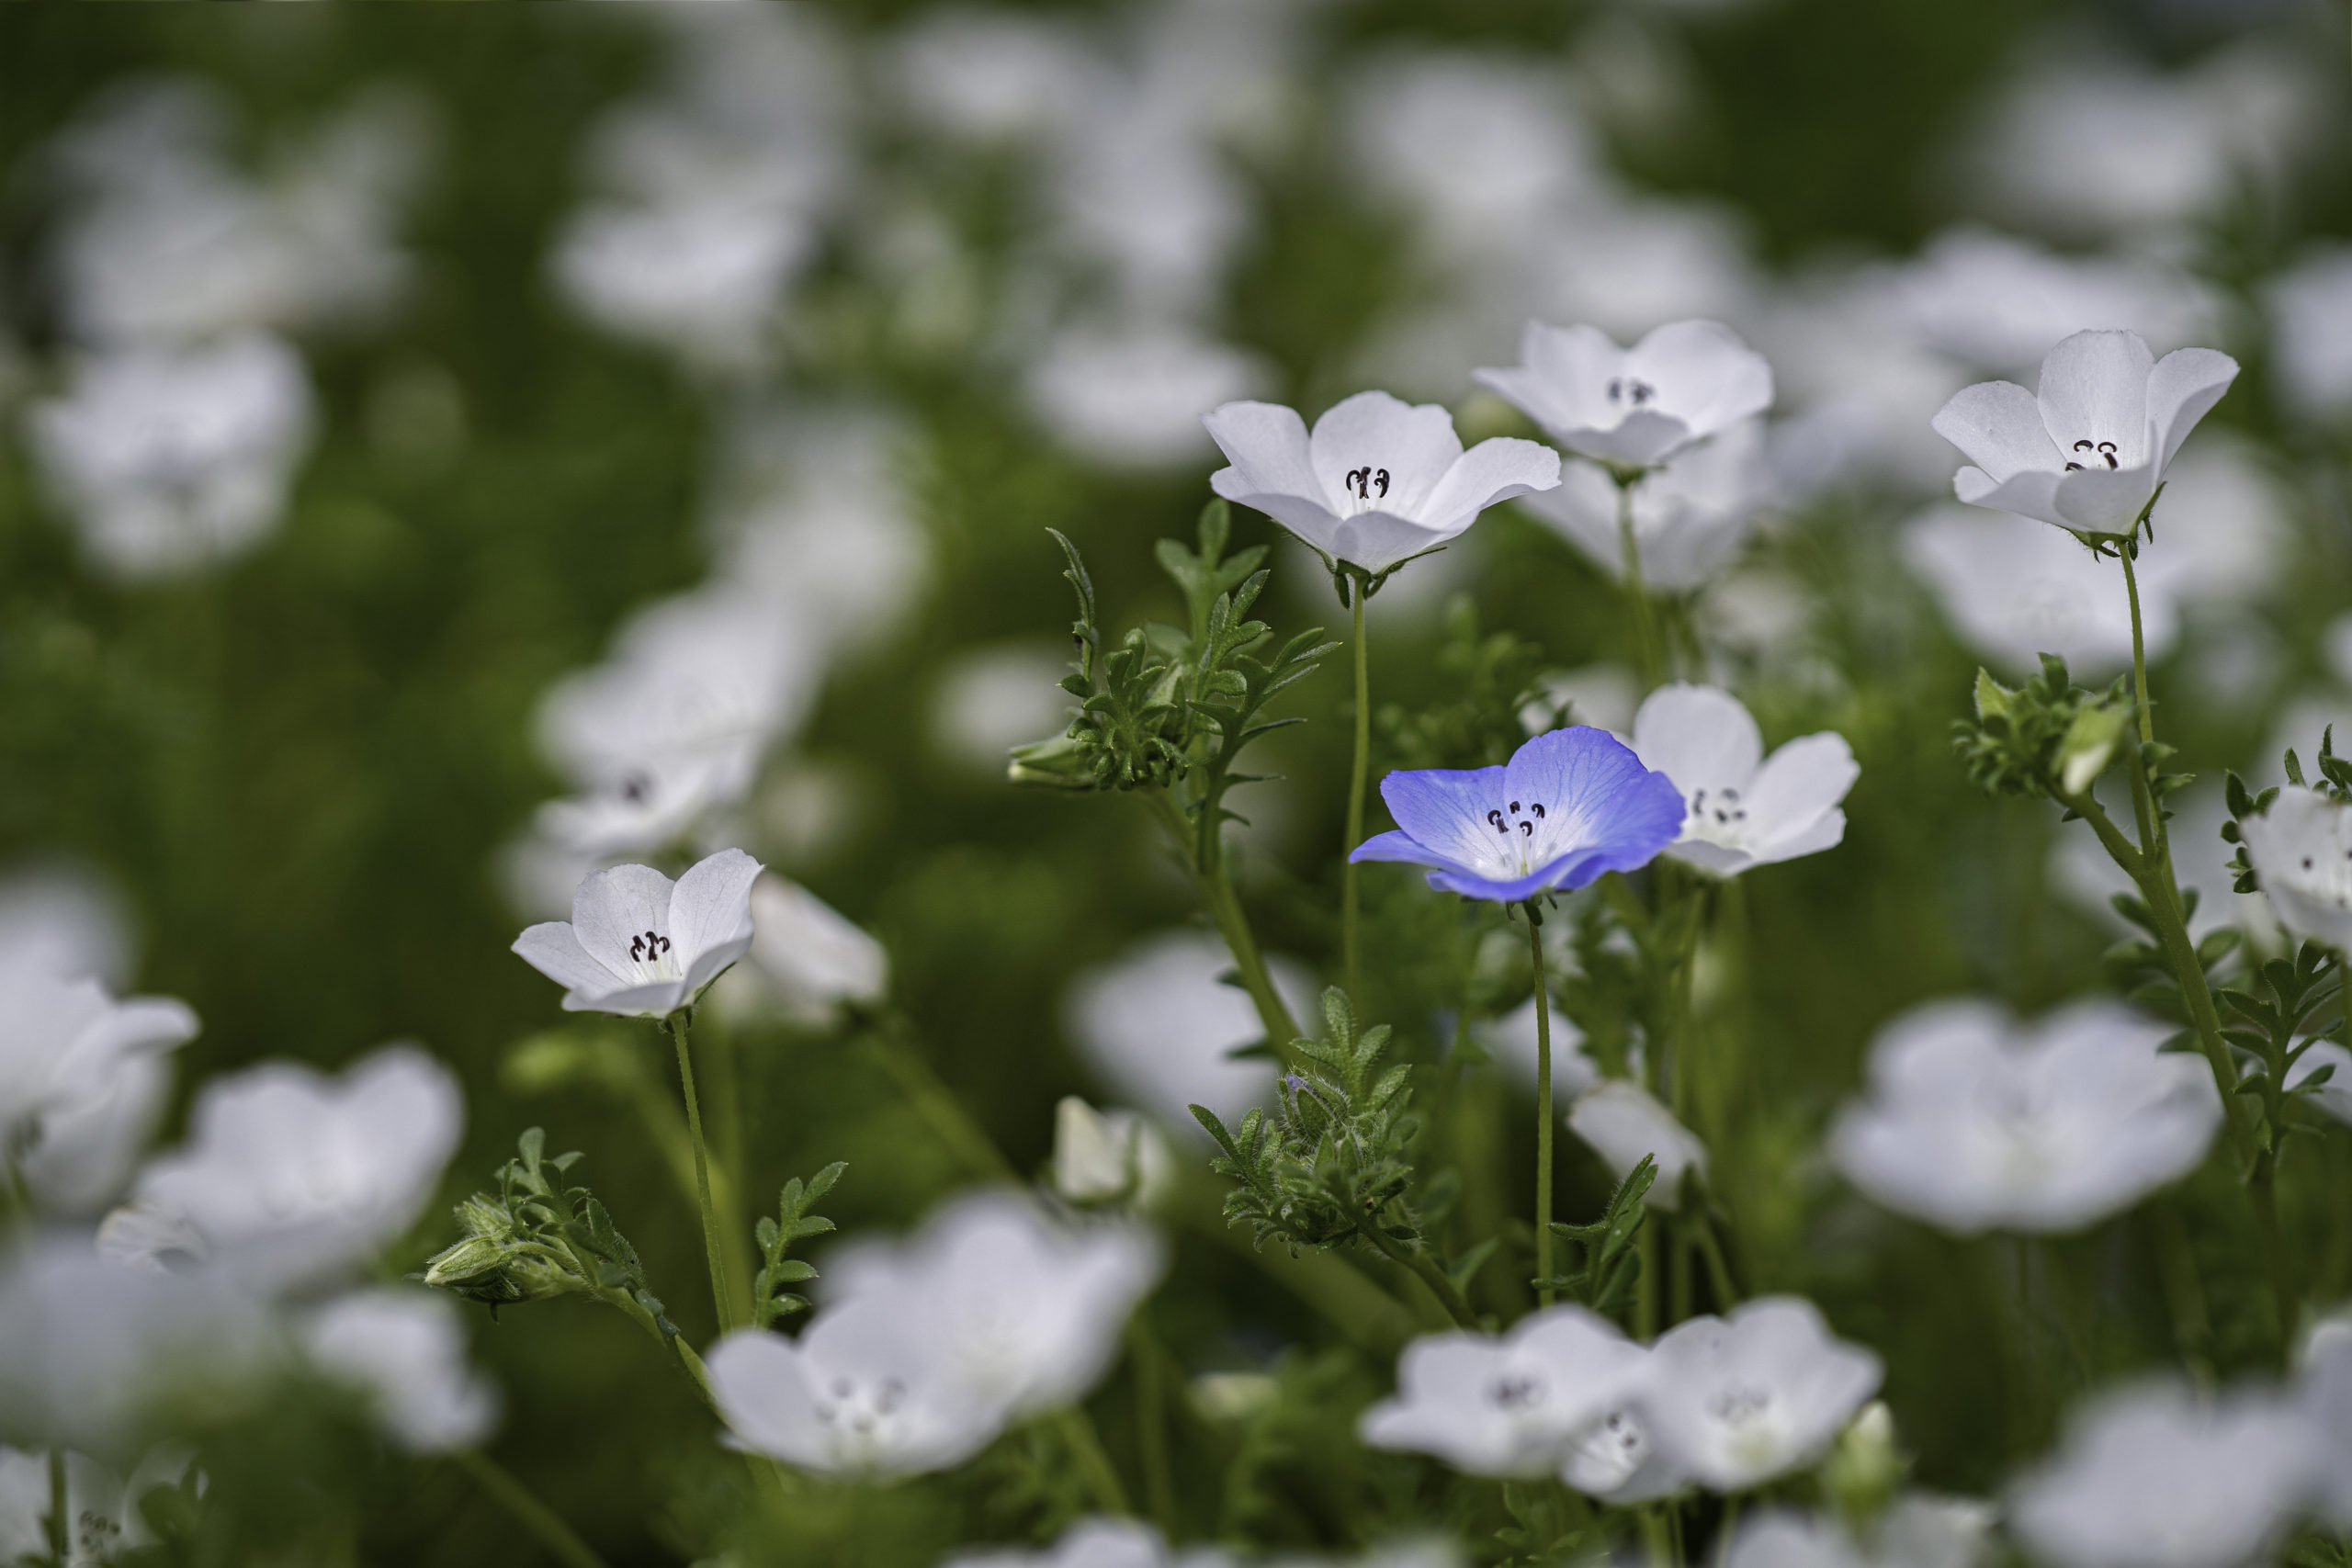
<box><xmin>1483</xmin><ymin>798</ymin><xmax>1550</xmax><ymax>874</ymax></box>
<box><xmin>810</xmin><ymin>1371</ymin><xmax>910</xmax><ymax>1439</ymax></box>
<box><xmin>1711</xmin><ymin>1383</ymin><xmax>1773</xmax><ymax>1426</ymax></box>
<box><xmin>1685</xmin><ymin>785</ymin><xmax>1749</xmax><ymax>849</ymax></box>
<box><xmin>628</xmin><ymin>929</ymin><xmax>674</xmax><ymax>973</ymax></box>
<box><xmin>1487</xmin><ymin>1372</ymin><xmax>1544</xmax><ymax>1411</ymax></box>
<box><xmin>1340</xmin><ymin>465</ymin><xmax>1391</xmax><ymax>516</ymax></box>
<box><xmin>1606</xmin><ymin>377</ymin><xmax>1657</xmax><ymax>408</ymax></box>
<box><xmin>2063</xmin><ymin>438</ymin><xmax>2120</xmax><ymax>473</ymax></box>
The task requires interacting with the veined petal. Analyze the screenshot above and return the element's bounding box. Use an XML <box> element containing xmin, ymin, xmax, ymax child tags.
<box><xmin>668</xmin><ymin>848</ymin><xmax>763</xmax><ymax>973</ymax></box>
<box><xmin>1742</xmin><ymin>732</ymin><xmax>1859</xmax><ymax>846</ymax></box>
<box><xmin>2146</xmin><ymin>346</ymin><xmax>2238</xmax><ymax>474</ymax></box>
<box><xmin>1348</xmin><ymin>827</ymin><xmax>1466</xmax><ymax>870</ymax></box>
<box><xmin>1374</xmin><ymin>763</ymin><xmax>1510</xmax><ymax>870</ymax></box>
<box><xmin>1504</xmin><ymin>726</ymin><xmax>1685</xmax><ymax>867</ymax></box>
<box><xmin>2052</xmin><ymin>459</ymin><xmax>2158</xmax><ymax>532</ymax></box>
<box><xmin>1325</xmin><ymin>509</ymin><xmax>1457</xmax><ymax>574</ymax></box>
<box><xmin>1623</xmin><ymin>320</ymin><xmax>1772</xmax><ymax>440</ymax></box>
<box><xmin>1418</xmin><ymin>437</ymin><xmax>1561</xmax><ymax>532</ymax></box>
<box><xmin>1565</xmin><ymin>407</ymin><xmax>1694</xmax><ymax>468</ymax></box>
<box><xmin>1207</xmin><ymin>473</ymin><xmax>1348</xmax><ymax>561</ymax></box>
<box><xmin>1630</xmin><ymin>684</ymin><xmax>1762</xmax><ymax>795</ymax></box>
<box><xmin>1202</xmin><ymin>401</ymin><xmax>1319</xmax><ymax>502</ymax></box>
<box><xmin>513</xmin><ymin>922</ymin><xmax>613</xmax><ymax>996</ymax></box>
<box><xmin>2034</xmin><ymin>329</ymin><xmax>2154</xmax><ymax>468</ymax></box>
<box><xmin>1483</xmin><ymin>320</ymin><xmax>1624</xmax><ymax>432</ymax></box>
<box><xmin>1932</xmin><ymin>381</ymin><xmax>2058</xmax><ymax>482</ymax></box>
<box><xmin>561</xmin><ymin>978</ymin><xmax>688</xmax><ymax>1018</ymax></box>
<box><xmin>1952</xmin><ymin>465</ymin><xmax>2068</xmax><ymax>529</ymax></box>
<box><xmin>1307</xmin><ymin>391</ymin><xmax>1464</xmax><ymax>518</ymax></box>
<box><xmin>571</xmin><ymin>863</ymin><xmax>678</xmax><ymax>979</ymax></box>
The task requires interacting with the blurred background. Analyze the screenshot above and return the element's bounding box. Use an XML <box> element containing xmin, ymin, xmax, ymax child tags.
<box><xmin>1</xmin><ymin>1</ymin><xmax>2349</xmax><ymax>1562</ymax></box>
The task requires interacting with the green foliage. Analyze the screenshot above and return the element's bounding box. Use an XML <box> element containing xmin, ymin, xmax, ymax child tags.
<box><xmin>421</xmin><ymin>1128</ymin><xmax>679</xmax><ymax>1343</ymax></box>
<box><xmin>752</xmin><ymin>1161</ymin><xmax>846</xmax><ymax>1330</ymax></box>
<box><xmin>1012</xmin><ymin>504</ymin><xmax>1338</xmax><ymax>840</ymax></box>
<box><xmin>1191</xmin><ymin>988</ymin><xmax>1432</xmax><ymax>1258</ymax></box>
<box><xmin>2217</xmin><ymin>943</ymin><xmax>2346</xmax><ymax>1145</ymax></box>
<box><xmin>1953</xmin><ymin>656</ymin><xmax>2133</xmax><ymax>802</ymax></box>
<box><xmin>1376</xmin><ymin>595</ymin><xmax>1563</xmax><ymax>772</ymax></box>
<box><xmin>1533</xmin><ymin>1155</ymin><xmax>1656</xmax><ymax>1311</ymax></box>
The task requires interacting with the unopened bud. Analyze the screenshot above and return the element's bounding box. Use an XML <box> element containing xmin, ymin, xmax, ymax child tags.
<box><xmin>2059</xmin><ymin>703</ymin><xmax>2129</xmax><ymax>795</ymax></box>
<box><xmin>1051</xmin><ymin>1097</ymin><xmax>1172</xmax><ymax>1210</ymax></box>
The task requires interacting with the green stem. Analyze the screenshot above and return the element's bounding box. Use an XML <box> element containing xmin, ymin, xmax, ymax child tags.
<box><xmin>1617</xmin><ymin>476</ymin><xmax>1663</xmax><ymax>690</ymax></box>
<box><xmin>456</xmin><ymin>1450</ymin><xmax>614</xmax><ymax>1568</ymax></box>
<box><xmin>1691</xmin><ymin>1211</ymin><xmax>1739</xmax><ymax>1308</ymax></box>
<box><xmin>1356</xmin><ymin>1215</ymin><xmax>1481</xmax><ymax>1329</ymax></box>
<box><xmin>1128</xmin><ymin>1318</ymin><xmax>1177</xmax><ymax>1532</ymax></box>
<box><xmin>1639</xmin><ymin>1506</ymin><xmax>1673</xmax><ymax>1568</ymax></box>
<box><xmin>1056</xmin><ymin>1406</ymin><xmax>1133</xmax><ymax>1517</ymax></box>
<box><xmin>1145</xmin><ymin>788</ymin><xmax>1300</xmax><ymax>1053</ymax></box>
<box><xmin>1635</xmin><ymin>1225</ymin><xmax>1658</xmax><ymax>1341</ymax></box>
<box><xmin>46</xmin><ymin>1450</ymin><xmax>67</xmax><ymax>1566</ymax></box>
<box><xmin>1530</xmin><ymin>906</ymin><xmax>1556</xmax><ymax>1308</ymax></box>
<box><xmin>1343</xmin><ymin>581</ymin><xmax>1371</xmax><ymax>1010</ymax></box>
<box><xmin>665</xmin><ymin>1013</ymin><xmax>738</xmax><ymax>1335</ymax></box>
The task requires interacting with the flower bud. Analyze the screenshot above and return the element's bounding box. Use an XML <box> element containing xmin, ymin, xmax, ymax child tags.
<box><xmin>1823</xmin><ymin>1399</ymin><xmax>1905</xmax><ymax>1523</ymax></box>
<box><xmin>1051</xmin><ymin>1097</ymin><xmax>1172</xmax><ymax>1210</ymax></box>
<box><xmin>2058</xmin><ymin>702</ymin><xmax>2129</xmax><ymax>795</ymax></box>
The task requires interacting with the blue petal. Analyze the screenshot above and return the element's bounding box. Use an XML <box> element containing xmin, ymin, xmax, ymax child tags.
<box><xmin>1374</xmin><ymin>763</ymin><xmax>1507</xmax><ymax>871</ymax></box>
<box><xmin>1350</xmin><ymin>828</ymin><xmax>1455</xmax><ymax>869</ymax></box>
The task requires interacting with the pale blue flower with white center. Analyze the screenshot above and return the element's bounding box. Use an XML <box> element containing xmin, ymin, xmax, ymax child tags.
<box><xmin>1349</xmin><ymin>727</ymin><xmax>1685</xmax><ymax>903</ymax></box>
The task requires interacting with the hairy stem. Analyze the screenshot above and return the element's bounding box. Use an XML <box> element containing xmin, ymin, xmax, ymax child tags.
<box><xmin>1343</xmin><ymin>581</ymin><xmax>1371</xmax><ymax>1010</ymax></box>
<box><xmin>665</xmin><ymin>1012</ymin><xmax>738</xmax><ymax>1335</ymax></box>
<box><xmin>1146</xmin><ymin>787</ymin><xmax>1301</xmax><ymax>1052</ymax></box>
<box><xmin>1356</xmin><ymin>1214</ymin><xmax>1481</xmax><ymax>1329</ymax></box>
<box><xmin>1617</xmin><ymin>477</ymin><xmax>1663</xmax><ymax>690</ymax></box>
<box><xmin>456</xmin><ymin>1450</ymin><xmax>615</xmax><ymax>1568</ymax></box>
<box><xmin>1529</xmin><ymin>907</ymin><xmax>1556</xmax><ymax>1308</ymax></box>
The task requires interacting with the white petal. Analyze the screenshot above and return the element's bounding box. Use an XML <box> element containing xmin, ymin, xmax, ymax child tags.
<box><xmin>570</xmin><ymin>863</ymin><xmax>678</xmax><ymax>977</ymax></box>
<box><xmin>2146</xmin><ymin>346</ymin><xmax>2238</xmax><ymax>474</ymax></box>
<box><xmin>1418</xmin><ymin>436</ymin><xmax>1562</xmax><ymax>532</ymax></box>
<box><xmin>1623</xmin><ymin>319</ymin><xmax>1773</xmax><ymax>440</ymax></box>
<box><xmin>1208</xmin><ymin>469</ymin><xmax>1348</xmax><ymax>561</ymax></box>
<box><xmin>1323</xmin><ymin>510</ymin><xmax>1455</xmax><ymax>574</ymax></box>
<box><xmin>1953</xmin><ymin>464</ymin><xmax>2068</xmax><ymax>530</ymax></box>
<box><xmin>1932</xmin><ymin>380</ymin><xmax>2059</xmax><ymax>481</ymax></box>
<box><xmin>2034</xmin><ymin>329</ymin><xmax>2154</xmax><ymax>468</ymax></box>
<box><xmin>512</xmin><ymin>922</ymin><xmax>613</xmax><ymax>997</ymax></box>
<box><xmin>1202</xmin><ymin>400</ymin><xmax>1318</xmax><ymax>500</ymax></box>
<box><xmin>2052</xmin><ymin>460</ymin><xmax>2159</xmax><ymax>533</ymax></box>
<box><xmin>1630</xmin><ymin>683</ymin><xmax>1762</xmax><ymax>794</ymax></box>
<box><xmin>1307</xmin><ymin>390</ymin><xmax>1464</xmax><ymax>518</ymax></box>
<box><xmin>1742</xmin><ymin>732</ymin><xmax>1859</xmax><ymax>843</ymax></box>
<box><xmin>669</xmin><ymin>847</ymin><xmax>763</xmax><ymax>978</ymax></box>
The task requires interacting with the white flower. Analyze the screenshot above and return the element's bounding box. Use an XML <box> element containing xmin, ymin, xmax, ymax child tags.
<box><xmin>1930</xmin><ymin>329</ymin><xmax>2237</xmax><ymax>536</ymax></box>
<box><xmin>1830</xmin><ymin>998</ymin><xmax>2220</xmax><ymax>1235</ymax></box>
<box><xmin>1027</xmin><ymin>325</ymin><xmax>1267</xmax><ymax>471</ymax></box>
<box><xmin>1566</xmin><ymin>1081</ymin><xmax>1707</xmax><ymax>1211</ymax></box>
<box><xmin>1559</xmin><ymin>1404</ymin><xmax>1688</xmax><ymax>1503</ymax></box>
<box><xmin>2241</xmin><ymin>787</ymin><xmax>2352</xmax><ymax>955</ymax></box>
<box><xmin>0</xmin><ymin>1237</ymin><xmax>278</xmax><ymax>1457</ymax></box>
<box><xmin>300</xmin><ymin>1288</ymin><xmax>499</xmax><ymax>1454</ymax></box>
<box><xmin>1639</xmin><ymin>1297</ymin><xmax>1883</xmax><ymax>1493</ymax></box>
<box><xmin>1629</xmin><ymin>683</ymin><xmax>1857</xmax><ymax>878</ymax></box>
<box><xmin>1474</xmin><ymin>994</ymin><xmax>1600</xmax><ymax>1100</ymax></box>
<box><xmin>1723</xmin><ymin>1498</ymin><xmax>1995</xmax><ymax>1568</ymax></box>
<box><xmin>534</xmin><ymin>590</ymin><xmax>819</xmax><ymax>858</ymax></box>
<box><xmin>1475</xmin><ymin>319</ymin><xmax>1772</xmax><ymax>469</ymax></box>
<box><xmin>707</xmin><ymin>874</ymin><xmax>887</xmax><ymax>1032</ymax></box>
<box><xmin>1052</xmin><ymin>1098</ymin><xmax>1175</xmax><ymax>1210</ymax></box>
<box><xmin>1903</xmin><ymin>506</ymin><xmax>2159</xmax><ymax>677</ymax></box>
<box><xmin>1062</xmin><ymin>931</ymin><xmax>1316</xmax><ymax>1134</ymax></box>
<box><xmin>513</xmin><ymin>848</ymin><xmax>763</xmax><ymax>1017</ymax></box>
<box><xmin>2008</xmin><ymin>1380</ymin><xmax>2316</xmax><ymax>1568</ymax></box>
<box><xmin>0</xmin><ymin>972</ymin><xmax>196</xmax><ymax>1212</ymax></box>
<box><xmin>944</xmin><ymin>1516</ymin><xmax>1236</xmax><ymax>1568</ymax></box>
<box><xmin>821</xmin><ymin>1191</ymin><xmax>1162</xmax><ymax>1420</ymax></box>
<box><xmin>2301</xmin><ymin>1312</ymin><xmax>2352</xmax><ymax>1527</ymax></box>
<box><xmin>1516</xmin><ymin>416</ymin><xmax>1775</xmax><ymax>591</ymax></box>
<box><xmin>2267</xmin><ymin>246</ymin><xmax>2352</xmax><ymax>422</ymax></box>
<box><xmin>555</xmin><ymin>197</ymin><xmax>813</xmax><ymax>376</ymax></box>
<box><xmin>706</xmin><ymin>1296</ymin><xmax>1011</xmax><ymax>1478</ymax></box>
<box><xmin>930</xmin><ymin>644</ymin><xmax>1077</xmax><ymax>774</ymax></box>
<box><xmin>889</xmin><ymin>11</ymin><xmax>1098</xmax><ymax>145</ymax></box>
<box><xmin>1892</xmin><ymin>228</ymin><xmax>2224</xmax><ymax>375</ymax></box>
<box><xmin>26</xmin><ymin>333</ymin><xmax>315</xmax><ymax>581</ymax></box>
<box><xmin>0</xmin><ymin>1446</ymin><xmax>127</xmax><ymax>1567</ymax></box>
<box><xmin>1203</xmin><ymin>391</ymin><xmax>1559</xmax><ymax>576</ymax></box>
<box><xmin>111</xmin><ymin>1044</ymin><xmax>463</xmax><ymax>1290</ymax></box>
<box><xmin>1359</xmin><ymin>1305</ymin><xmax>1649</xmax><ymax>1478</ymax></box>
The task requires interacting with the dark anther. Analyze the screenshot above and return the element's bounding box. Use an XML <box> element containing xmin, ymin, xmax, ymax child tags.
<box><xmin>1608</xmin><ymin>378</ymin><xmax>1623</xmax><ymax>400</ymax></box>
<box><xmin>1519</xmin><ymin>820</ymin><xmax>1533</xmax><ymax>837</ymax></box>
<box><xmin>1488</xmin><ymin>809</ymin><xmax>1508</xmax><ymax>832</ymax></box>
<box><xmin>1510</xmin><ymin>801</ymin><xmax>1521</xmax><ymax>812</ymax></box>
<box><xmin>2074</xmin><ymin>440</ymin><xmax>2095</xmax><ymax>451</ymax></box>
<box><xmin>620</xmin><ymin>772</ymin><xmax>650</xmax><ymax>805</ymax></box>
<box><xmin>628</xmin><ymin>930</ymin><xmax>672</xmax><ymax>962</ymax></box>
<box><xmin>1374</xmin><ymin>468</ymin><xmax>1390</xmax><ymax>498</ymax></box>
<box><xmin>2065</xmin><ymin>462</ymin><xmax>2084</xmax><ymax>471</ymax></box>
<box><xmin>1532</xmin><ymin>803</ymin><xmax>1545</xmax><ymax>818</ymax></box>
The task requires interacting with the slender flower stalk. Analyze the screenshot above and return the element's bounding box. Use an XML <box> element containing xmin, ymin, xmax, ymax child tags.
<box><xmin>1343</xmin><ymin>579</ymin><xmax>1371</xmax><ymax>1007</ymax></box>
<box><xmin>1145</xmin><ymin>787</ymin><xmax>1301</xmax><ymax>1049</ymax></box>
<box><xmin>1616</xmin><ymin>476</ymin><xmax>1663</xmax><ymax>689</ymax></box>
<box><xmin>665</xmin><ymin>1011</ymin><xmax>738</xmax><ymax>1335</ymax></box>
<box><xmin>1529</xmin><ymin>904</ymin><xmax>1556</xmax><ymax>1308</ymax></box>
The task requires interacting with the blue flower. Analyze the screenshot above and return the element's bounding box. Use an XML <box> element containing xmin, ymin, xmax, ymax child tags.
<box><xmin>1350</xmin><ymin>727</ymin><xmax>1686</xmax><ymax>902</ymax></box>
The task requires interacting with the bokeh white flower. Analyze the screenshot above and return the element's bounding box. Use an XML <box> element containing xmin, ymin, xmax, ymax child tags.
<box><xmin>300</xmin><ymin>1288</ymin><xmax>499</xmax><ymax>1454</ymax></box>
<box><xmin>1517</xmin><ymin>416</ymin><xmax>1775</xmax><ymax>591</ymax></box>
<box><xmin>1566</xmin><ymin>1081</ymin><xmax>1707</xmax><ymax>1211</ymax></box>
<box><xmin>1629</xmin><ymin>683</ymin><xmax>1857</xmax><ymax>878</ymax></box>
<box><xmin>1476</xmin><ymin>319</ymin><xmax>1772</xmax><ymax>470</ymax></box>
<box><xmin>1360</xmin><ymin>1305</ymin><xmax>1648</xmax><ymax>1478</ymax></box>
<box><xmin>1638</xmin><ymin>1297</ymin><xmax>1883</xmax><ymax>1493</ymax></box>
